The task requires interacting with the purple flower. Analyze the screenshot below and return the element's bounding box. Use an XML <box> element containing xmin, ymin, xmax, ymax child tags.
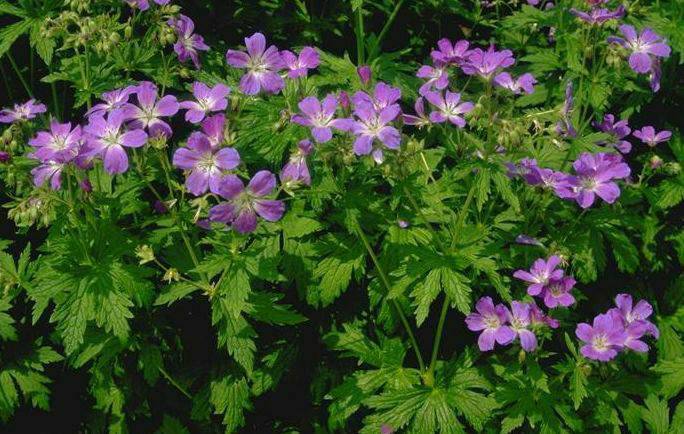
<box><xmin>31</xmin><ymin>161</ymin><xmax>65</xmax><ymax>190</ymax></box>
<box><xmin>507</xmin><ymin>301</ymin><xmax>538</xmax><ymax>351</ymax></box>
<box><xmin>281</xmin><ymin>47</ymin><xmax>320</xmax><ymax>79</ymax></box>
<box><xmin>397</xmin><ymin>219</ymin><xmax>410</xmax><ymax>228</ymax></box>
<box><xmin>402</xmin><ymin>97</ymin><xmax>431</xmax><ymax>128</ymax></box>
<box><xmin>80</xmin><ymin>178</ymin><xmax>92</xmax><ymax>193</ymax></box>
<box><xmin>556</xmin><ymin>81</ymin><xmax>576</xmax><ymax>138</ymax></box>
<box><xmin>0</xmin><ymin>151</ymin><xmax>10</xmax><ymax>163</ymax></box>
<box><xmin>569</xmin><ymin>5</ymin><xmax>625</xmax><ymax>25</ymax></box>
<box><xmin>84</xmin><ymin>109</ymin><xmax>148</xmax><ymax>174</ymax></box>
<box><xmin>208</xmin><ymin>171</ymin><xmax>285</xmax><ymax>234</ymax></box>
<box><xmin>29</xmin><ymin>121</ymin><xmax>81</xmax><ymax>163</ymax></box>
<box><xmin>649</xmin><ymin>59</ymin><xmax>662</xmax><ymax>92</ymax></box>
<box><xmin>348</xmin><ymin>104</ymin><xmax>401</xmax><ymax>164</ymax></box>
<box><xmin>87</xmin><ymin>86</ymin><xmax>137</xmax><ymax>119</ymax></box>
<box><xmin>416</xmin><ymin>63</ymin><xmax>449</xmax><ymax>95</ymax></box>
<box><xmin>357</xmin><ymin>65</ymin><xmax>372</xmax><ymax>85</ymax></box>
<box><xmin>431</xmin><ymin>38</ymin><xmax>470</xmax><ymax>65</ymax></box>
<box><xmin>380</xmin><ymin>425</ymin><xmax>395</xmax><ymax>434</ymax></box>
<box><xmin>515</xmin><ymin>234</ymin><xmax>543</xmax><ymax>247</ymax></box>
<box><xmin>128</xmin><ymin>82</ymin><xmax>179</xmax><ymax>138</ymax></box>
<box><xmin>609</xmin><ymin>293</ymin><xmax>659</xmax><ymax>338</ymax></box>
<box><xmin>291</xmin><ymin>95</ymin><xmax>349</xmax><ymax>143</ymax></box>
<box><xmin>226</xmin><ymin>32</ymin><xmax>284</xmax><ymax>95</ymax></box>
<box><xmin>593</xmin><ymin>114</ymin><xmax>632</xmax><ymax>154</ymax></box>
<box><xmin>465</xmin><ymin>296</ymin><xmax>516</xmax><ymax>351</ymax></box>
<box><xmin>633</xmin><ymin>126</ymin><xmax>671</xmax><ymax>147</ymax></box>
<box><xmin>493</xmin><ymin>72</ymin><xmax>537</xmax><ymax>94</ymax></box>
<box><xmin>557</xmin><ymin>152</ymin><xmax>631</xmax><ymax>208</ymax></box>
<box><xmin>0</xmin><ymin>99</ymin><xmax>46</xmax><ymax>123</ymax></box>
<box><xmin>542</xmin><ymin>276</ymin><xmax>576</xmax><ymax>308</ymax></box>
<box><xmin>179</xmin><ymin>82</ymin><xmax>230</xmax><ymax>124</ymax></box>
<box><xmin>172</xmin><ymin>132</ymin><xmax>240</xmax><ymax>196</ymax></box>
<box><xmin>198</xmin><ymin>113</ymin><xmax>227</xmax><ymax>148</ymax></box>
<box><xmin>280</xmin><ymin>139</ymin><xmax>313</xmax><ymax>187</ymax></box>
<box><xmin>351</xmin><ymin>82</ymin><xmax>401</xmax><ymax>112</ymax></box>
<box><xmin>529</xmin><ymin>302</ymin><xmax>560</xmax><ymax>329</ymax></box>
<box><xmin>576</xmin><ymin>313</ymin><xmax>626</xmax><ymax>361</ymax></box>
<box><xmin>461</xmin><ymin>45</ymin><xmax>515</xmax><ymax>80</ymax></box>
<box><xmin>608</xmin><ymin>25</ymin><xmax>671</xmax><ymax>74</ymax></box>
<box><xmin>423</xmin><ymin>90</ymin><xmax>474</xmax><ymax>128</ymax></box>
<box><xmin>168</xmin><ymin>14</ymin><xmax>209</xmax><ymax>69</ymax></box>
<box><xmin>513</xmin><ymin>255</ymin><xmax>564</xmax><ymax>296</ymax></box>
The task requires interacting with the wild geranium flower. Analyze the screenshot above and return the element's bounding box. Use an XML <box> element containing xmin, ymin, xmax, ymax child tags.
<box><xmin>557</xmin><ymin>152</ymin><xmax>631</xmax><ymax>208</ymax></box>
<box><xmin>608</xmin><ymin>25</ymin><xmax>671</xmax><ymax>74</ymax></box>
<box><xmin>461</xmin><ymin>45</ymin><xmax>515</xmax><ymax>80</ymax></box>
<box><xmin>0</xmin><ymin>99</ymin><xmax>46</xmax><ymax>123</ymax></box>
<box><xmin>513</xmin><ymin>256</ymin><xmax>564</xmax><ymax>296</ymax></box>
<box><xmin>168</xmin><ymin>14</ymin><xmax>209</xmax><ymax>69</ymax></box>
<box><xmin>31</xmin><ymin>161</ymin><xmax>65</xmax><ymax>190</ymax></box>
<box><xmin>593</xmin><ymin>114</ymin><xmax>632</xmax><ymax>154</ymax></box>
<box><xmin>609</xmin><ymin>293</ymin><xmax>659</xmax><ymax>338</ymax></box>
<box><xmin>423</xmin><ymin>90</ymin><xmax>474</xmax><ymax>127</ymax></box>
<box><xmin>29</xmin><ymin>121</ymin><xmax>81</xmax><ymax>163</ymax></box>
<box><xmin>208</xmin><ymin>171</ymin><xmax>285</xmax><ymax>234</ymax></box>
<box><xmin>633</xmin><ymin>126</ymin><xmax>671</xmax><ymax>147</ymax></box>
<box><xmin>226</xmin><ymin>32</ymin><xmax>285</xmax><ymax>95</ymax></box>
<box><xmin>543</xmin><ymin>276</ymin><xmax>576</xmax><ymax>308</ymax></box>
<box><xmin>280</xmin><ymin>139</ymin><xmax>313</xmax><ymax>187</ymax></box>
<box><xmin>87</xmin><ymin>86</ymin><xmax>137</xmax><ymax>119</ymax></box>
<box><xmin>506</xmin><ymin>301</ymin><xmax>538</xmax><ymax>352</ymax></box>
<box><xmin>556</xmin><ymin>81</ymin><xmax>576</xmax><ymax>138</ymax></box>
<box><xmin>465</xmin><ymin>296</ymin><xmax>515</xmax><ymax>351</ymax></box>
<box><xmin>291</xmin><ymin>95</ymin><xmax>349</xmax><ymax>143</ymax></box>
<box><xmin>84</xmin><ymin>109</ymin><xmax>148</xmax><ymax>174</ymax></box>
<box><xmin>576</xmin><ymin>313</ymin><xmax>626</xmax><ymax>361</ymax></box>
<box><xmin>493</xmin><ymin>72</ymin><xmax>536</xmax><ymax>94</ymax></box>
<box><xmin>128</xmin><ymin>82</ymin><xmax>179</xmax><ymax>138</ymax></box>
<box><xmin>348</xmin><ymin>104</ymin><xmax>401</xmax><ymax>163</ymax></box>
<box><xmin>280</xmin><ymin>47</ymin><xmax>319</xmax><ymax>79</ymax></box>
<box><xmin>180</xmin><ymin>82</ymin><xmax>230</xmax><ymax>124</ymax></box>
<box><xmin>515</xmin><ymin>234</ymin><xmax>544</xmax><ymax>247</ymax></box>
<box><xmin>570</xmin><ymin>5</ymin><xmax>625</xmax><ymax>25</ymax></box>
<box><xmin>197</xmin><ymin>113</ymin><xmax>227</xmax><ymax>148</ymax></box>
<box><xmin>416</xmin><ymin>63</ymin><xmax>449</xmax><ymax>95</ymax></box>
<box><xmin>529</xmin><ymin>302</ymin><xmax>560</xmax><ymax>329</ymax></box>
<box><xmin>172</xmin><ymin>132</ymin><xmax>240</xmax><ymax>196</ymax></box>
<box><xmin>402</xmin><ymin>97</ymin><xmax>431</xmax><ymax>128</ymax></box>
<box><xmin>649</xmin><ymin>59</ymin><xmax>662</xmax><ymax>92</ymax></box>
<box><xmin>351</xmin><ymin>82</ymin><xmax>401</xmax><ymax>112</ymax></box>
<box><xmin>431</xmin><ymin>38</ymin><xmax>470</xmax><ymax>65</ymax></box>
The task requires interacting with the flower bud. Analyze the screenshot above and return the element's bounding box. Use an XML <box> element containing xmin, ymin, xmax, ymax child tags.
<box><xmin>357</xmin><ymin>65</ymin><xmax>372</xmax><ymax>85</ymax></box>
<box><xmin>649</xmin><ymin>155</ymin><xmax>663</xmax><ymax>170</ymax></box>
<box><xmin>163</xmin><ymin>268</ymin><xmax>181</xmax><ymax>282</ymax></box>
<box><xmin>0</xmin><ymin>151</ymin><xmax>10</xmax><ymax>163</ymax></box>
<box><xmin>135</xmin><ymin>245</ymin><xmax>155</xmax><ymax>265</ymax></box>
<box><xmin>80</xmin><ymin>178</ymin><xmax>92</xmax><ymax>193</ymax></box>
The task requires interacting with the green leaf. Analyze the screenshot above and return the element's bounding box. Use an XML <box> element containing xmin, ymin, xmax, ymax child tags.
<box><xmin>156</xmin><ymin>415</ymin><xmax>190</xmax><ymax>434</ymax></box>
<box><xmin>641</xmin><ymin>395</ymin><xmax>670</xmax><ymax>434</ymax></box>
<box><xmin>0</xmin><ymin>19</ymin><xmax>32</xmax><ymax>58</ymax></box>
<box><xmin>0</xmin><ymin>298</ymin><xmax>17</xmax><ymax>341</ymax></box>
<box><xmin>474</xmin><ymin>169</ymin><xmax>491</xmax><ymax>212</ymax></box>
<box><xmin>308</xmin><ymin>236</ymin><xmax>365</xmax><ymax>307</ymax></box>
<box><xmin>652</xmin><ymin>357</ymin><xmax>684</xmax><ymax>398</ymax></box>
<box><xmin>210</xmin><ymin>376</ymin><xmax>251</xmax><ymax>433</ymax></box>
<box><xmin>246</xmin><ymin>291</ymin><xmax>306</xmax><ymax>325</ymax></box>
<box><xmin>29</xmin><ymin>21</ymin><xmax>54</xmax><ymax>65</ymax></box>
<box><xmin>154</xmin><ymin>282</ymin><xmax>201</xmax><ymax>307</ymax></box>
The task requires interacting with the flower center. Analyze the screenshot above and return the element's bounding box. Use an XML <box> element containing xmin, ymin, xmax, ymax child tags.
<box><xmin>580</xmin><ymin>177</ymin><xmax>598</xmax><ymax>190</ymax></box>
<box><xmin>484</xmin><ymin>314</ymin><xmax>500</xmax><ymax>330</ymax></box>
<box><xmin>592</xmin><ymin>334</ymin><xmax>609</xmax><ymax>351</ymax></box>
<box><xmin>197</xmin><ymin>152</ymin><xmax>217</xmax><ymax>172</ymax></box>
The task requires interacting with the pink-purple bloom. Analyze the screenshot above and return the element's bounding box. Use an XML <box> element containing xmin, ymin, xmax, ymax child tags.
<box><xmin>608</xmin><ymin>25</ymin><xmax>671</xmax><ymax>74</ymax></box>
<box><xmin>168</xmin><ymin>14</ymin><xmax>209</xmax><ymax>69</ymax></box>
<box><xmin>461</xmin><ymin>45</ymin><xmax>515</xmax><ymax>80</ymax></box>
<box><xmin>347</xmin><ymin>103</ymin><xmax>401</xmax><ymax>164</ymax></box>
<box><xmin>493</xmin><ymin>72</ymin><xmax>536</xmax><ymax>94</ymax></box>
<box><xmin>513</xmin><ymin>255</ymin><xmax>564</xmax><ymax>296</ymax></box>
<box><xmin>430</xmin><ymin>38</ymin><xmax>470</xmax><ymax>65</ymax></box>
<box><xmin>357</xmin><ymin>65</ymin><xmax>372</xmax><ymax>85</ymax></box>
<box><xmin>0</xmin><ymin>99</ymin><xmax>46</xmax><ymax>123</ymax></box>
<box><xmin>423</xmin><ymin>90</ymin><xmax>474</xmax><ymax>128</ymax></box>
<box><xmin>208</xmin><ymin>171</ymin><xmax>285</xmax><ymax>233</ymax></box>
<box><xmin>633</xmin><ymin>126</ymin><xmax>671</xmax><ymax>147</ymax></box>
<box><xmin>280</xmin><ymin>139</ymin><xmax>313</xmax><ymax>187</ymax></box>
<box><xmin>402</xmin><ymin>97</ymin><xmax>431</xmax><ymax>128</ymax></box>
<box><xmin>179</xmin><ymin>82</ymin><xmax>230</xmax><ymax>124</ymax></box>
<box><xmin>291</xmin><ymin>95</ymin><xmax>349</xmax><ymax>143</ymax></box>
<box><xmin>576</xmin><ymin>313</ymin><xmax>627</xmax><ymax>361</ymax></box>
<box><xmin>351</xmin><ymin>82</ymin><xmax>401</xmax><ymax>112</ymax></box>
<box><xmin>31</xmin><ymin>161</ymin><xmax>66</xmax><ymax>190</ymax></box>
<box><xmin>29</xmin><ymin>121</ymin><xmax>82</xmax><ymax>163</ymax></box>
<box><xmin>128</xmin><ymin>82</ymin><xmax>179</xmax><ymax>138</ymax></box>
<box><xmin>542</xmin><ymin>276</ymin><xmax>576</xmax><ymax>308</ymax></box>
<box><xmin>593</xmin><ymin>114</ymin><xmax>632</xmax><ymax>154</ymax></box>
<box><xmin>281</xmin><ymin>47</ymin><xmax>320</xmax><ymax>79</ymax></box>
<box><xmin>465</xmin><ymin>297</ymin><xmax>515</xmax><ymax>351</ymax></box>
<box><xmin>83</xmin><ymin>109</ymin><xmax>148</xmax><ymax>174</ymax></box>
<box><xmin>556</xmin><ymin>152</ymin><xmax>631</xmax><ymax>208</ymax></box>
<box><xmin>416</xmin><ymin>63</ymin><xmax>449</xmax><ymax>95</ymax></box>
<box><xmin>86</xmin><ymin>86</ymin><xmax>137</xmax><ymax>119</ymax></box>
<box><xmin>172</xmin><ymin>131</ymin><xmax>240</xmax><ymax>196</ymax></box>
<box><xmin>556</xmin><ymin>81</ymin><xmax>576</xmax><ymax>138</ymax></box>
<box><xmin>609</xmin><ymin>293</ymin><xmax>659</xmax><ymax>339</ymax></box>
<box><xmin>226</xmin><ymin>32</ymin><xmax>284</xmax><ymax>95</ymax></box>
<box><xmin>507</xmin><ymin>301</ymin><xmax>538</xmax><ymax>352</ymax></box>
<box><xmin>569</xmin><ymin>5</ymin><xmax>625</xmax><ymax>25</ymax></box>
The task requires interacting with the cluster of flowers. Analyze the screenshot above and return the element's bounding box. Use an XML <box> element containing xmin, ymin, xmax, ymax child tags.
<box><xmin>509</xmin><ymin>152</ymin><xmax>631</xmax><ymax>209</ymax></box>
<box><xmin>609</xmin><ymin>25</ymin><xmax>670</xmax><ymax>92</ymax></box>
<box><xmin>465</xmin><ymin>296</ymin><xmax>559</xmax><ymax>352</ymax></box>
<box><xmin>570</xmin><ymin>0</ymin><xmax>625</xmax><ymax>26</ymax></box>
<box><xmin>593</xmin><ymin>114</ymin><xmax>672</xmax><ymax>153</ymax></box>
<box><xmin>576</xmin><ymin>293</ymin><xmax>659</xmax><ymax>361</ymax></box>
<box><xmin>513</xmin><ymin>255</ymin><xmax>576</xmax><ymax>308</ymax></box>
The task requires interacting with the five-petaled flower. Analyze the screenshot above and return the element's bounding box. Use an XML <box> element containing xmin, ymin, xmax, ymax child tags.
<box><xmin>423</xmin><ymin>90</ymin><xmax>474</xmax><ymax>127</ymax></box>
<box><xmin>29</xmin><ymin>121</ymin><xmax>82</xmax><ymax>163</ymax></box>
<box><xmin>576</xmin><ymin>313</ymin><xmax>626</xmax><ymax>361</ymax></box>
<box><xmin>291</xmin><ymin>95</ymin><xmax>349</xmax><ymax>143</ymax></box>
<box><xmin>180</xmin><ymin>82</ymin><xmax>230</xmax><ymax>124</ymax></box>
<box><xmin>84</xmin><ymin>109</ymin><xmax>148</xmax><ymax>174</ymax></box>
<box><xmin>226</xmin><ymin>32</ymin><xmax>284</xmax><ymax>95</ymax></box>
<box><xmin>280</xmin><ymin>139</ymin><xmax>313</xmax><ymax>187</ymax></box>
<box><xmin>608</xmin><ymin>25</ymin><xmax>671</xmax><ymax>74</ymax></box>
<box><xmin>633</xmin><ymin>126</ymin><xmax>671</xmax><ymax>147</ymax></box>
<box><xmin>513</xmin><ymin>255</ymin><xmax>564</xmax><ymax>296</ymax></box>
<box><xmin>465</xmin><ymin>296</ymin><xmax>516</xmax><ymax>351</ymax></box>
<box><xmin>128</xmin><ymin>81</ymin><xmax>180</xmax><ymax>138</ymax></box>
<box><xmin>168</xmin><ymin>14</ymin><xmax>210</xmax><ymax>69</ymax></box>
<box><xmin>556</xmin><ymin>152</ymin><xmax>631</xmax><ymax>208</ymax></box>
<box><xmin>506</xmin><ymin>301</ymin><xmax>538</xmax><ymax>352</ymax></box>
<box><xmin>0</xmin><ymin>99</ymin><xmax>46</xmax><ymax>123</ymax></box>
<box><xmin>280</xmin><ymin>47</ymin><xmax>320</xmax><ymax>79</ymax></box>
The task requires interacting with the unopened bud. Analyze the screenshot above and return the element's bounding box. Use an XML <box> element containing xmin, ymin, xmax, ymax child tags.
<box><xmin>357</xmin><ymin>65</ymin><xmax>372</xmax><ymax>86</ymax></box>
<box><xmin>135</xmin><ymin>245</ymin><xmax>155</xmax><ymax>265</ymax></box>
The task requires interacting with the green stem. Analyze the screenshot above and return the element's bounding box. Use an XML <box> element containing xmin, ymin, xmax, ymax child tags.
<box><xmin>6</xmin><ymin>53</ymin><xmax>33</xmax><ymax>98</ymax></box>
<box><xmin>355</xmin><ymin>223</ymin><xmax>426</xmax><ymax>372</ymax></box>
<box><xmin>0</xmin><ymin>60</ymin><xmax>13</xmax><ymax>101</ymax></box>
<box><xmin>428</xmin><ymin>299</ymin><xmax>449</xmax><ymax>374</ymax></box>
<box><xmin>354</xmin><ymin>1</ymin><xmax>365</xmax><ymax>64</ymax></box>
<box><xmin>158</xmin><ymin>366</ymin><xmax>192</xmax><ymax>399</ymax></box>
<box><xmin>50</xmin><ymin>82</ymin><xmax>60</xmax><ymax>121</ymax></box>
<box><xmin>367</xmin><ymin>0</ymin><xmax>405</xmax><ymax>61</ymax></box>
<box><xmin>402</xmin><ymin>186</ymin><xmax>447</xmax><ymax>253</ymax></box>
